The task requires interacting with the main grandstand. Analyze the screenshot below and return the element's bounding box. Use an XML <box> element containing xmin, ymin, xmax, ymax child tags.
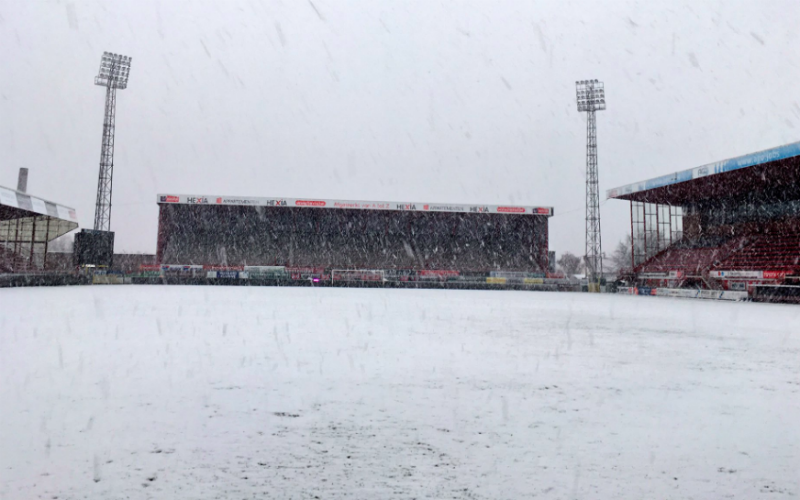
<box><xmin>155</xmin><ymin>195</ymin><xmax>554</xmax><ymax>284</ymax></box>
<box><xmin>608</xmin><ymin>140</ymin><xmax>800</xmax><ymax>291</ymax></box>
<box><xmin>0</xmin><ymin>184</ymin><xmax>78</xmax><ymax>274</ymax></box>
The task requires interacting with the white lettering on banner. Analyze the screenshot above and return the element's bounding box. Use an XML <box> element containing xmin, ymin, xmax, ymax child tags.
<box><xmin>426</xmin><ymin>205</ymin><xmax>466</xmax><ymax>212</ymax></box>
<box><xmin>216</xmin><ymin>197</ymin><xmax>259</xmax><ymax>205</ymax></box>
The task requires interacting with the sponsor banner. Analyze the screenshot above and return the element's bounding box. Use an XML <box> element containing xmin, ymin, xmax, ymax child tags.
<box><xmin>185</xmin><ymin>196</ymin><xmax>211</xmax><ymax>204</ymax></box>
<box><xmin>206</xmin><ymin>271</ymin><xmax>218</xmax><ymax>279</ymax></box>
<box><xmin>486</xmin><ymin>277</ymin><xmax>507</xmax><ymax>284</ymax></box>
<box><xmin>160</xmin><ymin>264</ymin><xmax>203</xmax><ymax>271</ymax></box>
<box><xmin>239</xmin><ymin>271</ymin><xmax>249</xmax><ymax>279</ymax></box>
<box><xmin>140</xmin><ymin>265</ymin><xmax>162</xmax><ymax>272</ymax></box>
<box><xmin>215</xmin><ymin>197</ymin><xmax>260</xmax><ymax>205</ymax></box>
<box><xmin>418</xmin><ymin>270</ymin><xmax>459</xmax><ymax>278</ymax></box>
<box><xmin>248</xmin><ymin>272</ymin><xmax>286</xmax><ymax>280</ymax></box>
<box><xmin>154</xmin><ymin>194</ymin><xmax>552</xmax><ymax>216</ymax></box>
<box><xmin>217</xmin><ymin>271</ymin><xmax>239</xmax><ymax>279</ymax></box>
<box><xmin>489</xmin><ymin>271</ymin><xmax>546</xmax><ymax>279</ymax></box>
<box><xmin>203</xmin><ymin>265</ymin><xmax>244</xmax><ymax>271</ymax></box>
<box><xmin>698</xmin><ymin>290</ymin><xmax>723</xmax><ymax>300</ymax></box>
<box><xmin>243</xmin><ymin>266</ymin><xmax>286</xmax><ymax>272</ymax></box>
<box><xmin>719</xmin><ymin>291</ymin><xmax>749</xmax><ymax>301</ymax></box>
<box><xmin>333</xmin><ymin>201</ymin><xmax>391</xmax><ymax>210</ymax></box>
<box><xmin>333</xmin><ymin>270</ymin><xmax>384</xmax><ymax>281</ymax></box>
<box><xmin>286</xmin><ymin>267</ymin><xmax>325</xmax><ymax>273</ymax></box>
<box><xmin>617</xmin><ymin>287</ymin><xmax>635</xmax><ymax>295</ymax></box>
<box><xmin>655</xmin><ymin>288</ymin><xmax>698</xmax><ymax>299</ymax></box>
<box><xmin>418</xmin><ymin>270</ymin><xmax>459</xmax><ymax>277</ymax></box>
<box><xmin>639</xmin><ymin>271</ymin><xmax>683</xmax><ymax>280</ymax></box>
<box><xmin>763</xmin><ymin>270</ymin><xmax>787</xmax><ymax>280</ymax></box>
<box><xmin>639</xmin><ymin>273</ymin><xmax>670</xmax><ymax>279</ymax></box>
<box><xmin>523</xmin><ymin>278</ymin><xmax>544</xmax><ymax>285</ymax></box>
<box><xmin>710</xmin><ymin>270</ymin><xmax>763</xmax><ymax>279</ymax></box>
<box><xmin>423</xmin><ymin>204</ymin><xmax>466</xmax><ymax>212</ymax></box>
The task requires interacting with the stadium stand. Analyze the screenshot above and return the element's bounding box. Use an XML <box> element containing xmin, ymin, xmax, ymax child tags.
<box><xmin>608</xmin><ymin>140</ymin><xmax>800</xmax><ymax>291</ymax></box>
<box><xmin>0</xmin><ymin>184</ymin><xmax>78</xmax><ymax>274</ymax></box>
<box><xmin>155</xmin><ymin>196</ymin><xmax>553</xmax><ymax>274</ymax></box>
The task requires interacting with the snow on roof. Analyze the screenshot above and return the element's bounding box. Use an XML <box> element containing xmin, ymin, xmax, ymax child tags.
<box><xmin>156</xmin><ymin>194</ymin><xmax>554</xmax><ymax>216</ymax></box>
<box><xmin>606</xmin><ymin>140</ymin><xmax>800</xmax><ymax>200</ymax></box>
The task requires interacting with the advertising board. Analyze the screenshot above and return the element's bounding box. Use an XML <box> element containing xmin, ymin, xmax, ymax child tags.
<box><xmin>156</xmin><ymin>194</ymin><xmax>553</xmax><ymax>217</ymax></box>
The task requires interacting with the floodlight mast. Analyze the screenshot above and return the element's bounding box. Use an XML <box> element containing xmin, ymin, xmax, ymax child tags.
<box><xmin>92</xmin><ymin>52</ymin><xmax>132</xmax><ymax>231</ymax></box>
<box><xmin>575</xmin><ymin>79</ymin><xmax>606</xmax><ymax>285</ymax></box>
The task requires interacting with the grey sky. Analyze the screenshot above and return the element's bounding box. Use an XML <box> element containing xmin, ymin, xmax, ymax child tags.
<box><xmin>1</xmin><ymin>0</ymin><xmax>799</xmax><ymax>256</ymax></box>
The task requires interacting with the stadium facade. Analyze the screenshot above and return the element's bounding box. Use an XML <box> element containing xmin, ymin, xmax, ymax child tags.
<box><xmin>608</xmin><ymin>140</ymin><xmax>800</xmax><ymax>291</ymax></box>
<box><xmin>155</xmin><ymin>195</ymin><xmax>554</xmax><ymax>284</ymax></box>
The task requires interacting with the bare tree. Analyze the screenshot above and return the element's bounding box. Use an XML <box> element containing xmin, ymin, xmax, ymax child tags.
<box><xmin>557</xmin><ymin>252</ymin><xmax>582</xmax><ymax>276</ymax></box>
<box><xmin>608</xmin><ymin>236</ymin><xmax>632</xmax><ymax>272</ymax></box>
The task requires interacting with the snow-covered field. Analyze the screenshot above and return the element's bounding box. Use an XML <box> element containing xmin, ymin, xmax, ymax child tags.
<box><xmin>1</xmin><ymin>286</ymin><xmax>799</xmax><ymax>499</ymax></box>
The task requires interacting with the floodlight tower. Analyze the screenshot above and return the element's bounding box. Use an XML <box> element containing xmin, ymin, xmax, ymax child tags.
<box><xmin>93</xmin><ymin>52</ymin><xmax>132</xmax><ymax>231</ymax></box>
<box><xmin>575</xmin><ymin>79</ymin><xmax>606</xmax><ymax>285</ymax></box>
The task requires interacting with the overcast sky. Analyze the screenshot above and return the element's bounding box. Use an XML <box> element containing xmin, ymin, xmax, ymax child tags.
<box><xmin>2</xmin><ymin>0</ymin><xmax>799</xmax><ymax>256</ymax></box>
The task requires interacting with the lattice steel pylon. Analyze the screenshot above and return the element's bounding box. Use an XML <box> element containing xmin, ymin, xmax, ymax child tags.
<box><xmin>575</xmin><ymin>79</ymin><xmax>606</xmax><ymax>284</ymax></box>
<box><xmin>93</xmin><ymin>52</ymin><xmax>132</xmax><ymax>231</ymax></box>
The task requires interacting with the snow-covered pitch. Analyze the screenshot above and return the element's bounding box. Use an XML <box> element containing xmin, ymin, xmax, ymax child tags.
<box><xmin>1</xmin><ymin>286</ymin><xmax>799</xmax><ymax>498</ymax></box>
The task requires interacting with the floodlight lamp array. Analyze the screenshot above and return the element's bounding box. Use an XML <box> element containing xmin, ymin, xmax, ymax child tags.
<box><xmin>575</xmin><ymin>79</ymin><xmax>605</xmax><ymax>112</ymax></box>
<box><xmin>95</xmin><ymin>52</ymin><xmax>132</xmax><ymax>89</ymax></box>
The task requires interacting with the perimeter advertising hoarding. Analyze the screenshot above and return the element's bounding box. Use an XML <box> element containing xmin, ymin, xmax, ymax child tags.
<box><xmin>709</xmin><ymin>270</ymin><xmax>763</xmax><ymax>279</ymax></box>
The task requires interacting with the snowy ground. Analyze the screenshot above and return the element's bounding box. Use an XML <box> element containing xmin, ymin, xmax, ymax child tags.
<box><xmin>1</xmin><ymin>286</ymin><xmax>799</xmax><ymax>499</ymax></box>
